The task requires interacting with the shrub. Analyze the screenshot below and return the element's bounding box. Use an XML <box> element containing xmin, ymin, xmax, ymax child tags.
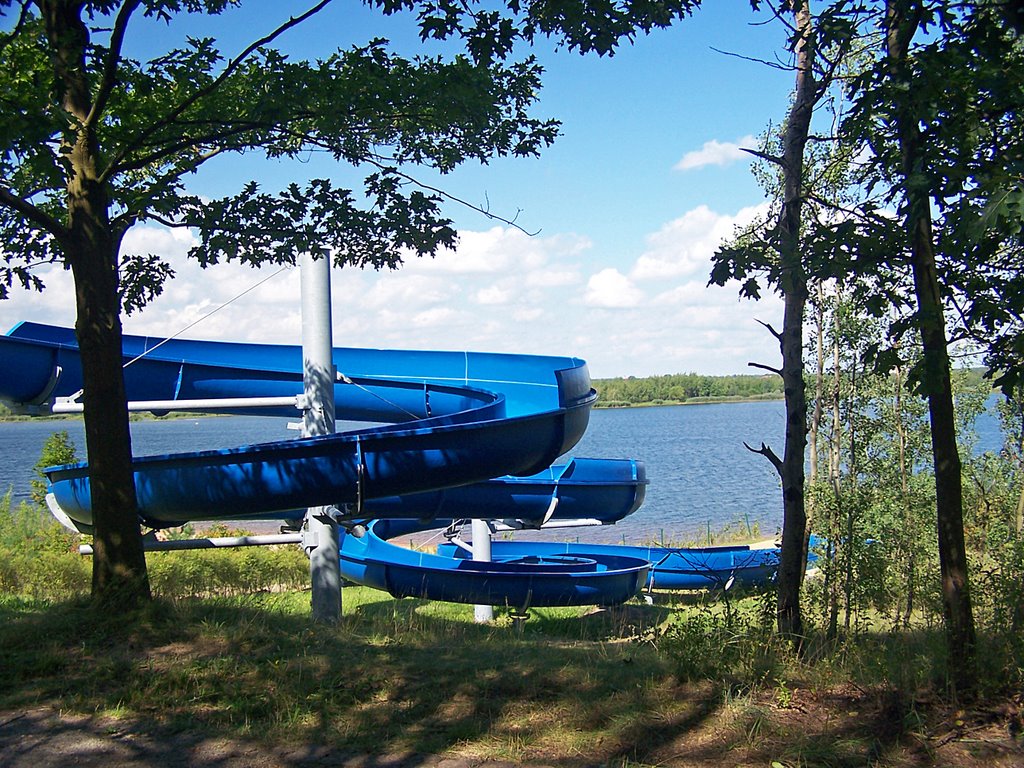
<box><xmin>0</xmin><ymin>489</ymin><xmax>90</xmax><ymax>599</ymax></box>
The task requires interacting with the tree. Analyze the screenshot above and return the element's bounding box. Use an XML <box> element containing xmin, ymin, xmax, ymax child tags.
<box><xmin>836</xmin><ymin>0</ymin><xmax>1024</xmax><ymax>694</ymax></box>
<box><xmin>710</xmin><ymin>0</ymin><xmax>855</xmax><ymax>646</ymax></box>
<box><xmin>1</xmin><ymin>0</ymin><xmax>719</xmax><ymax>611</ymax></box>
<box><xmin>0</xmin><ymin>0</ymin><xmax>562</xmax><ymax>608</ymax></box>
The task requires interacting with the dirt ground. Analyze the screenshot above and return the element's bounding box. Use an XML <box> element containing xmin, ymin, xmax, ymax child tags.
<box><xmin>3</xmin><ymin>690</ymin><xmax>1022</xmax><ymax>768</ymax></box>
<box><xmin>2</xmin><ymin>707</ymin><xmax>496</xmax><ymax>768</ymax></box>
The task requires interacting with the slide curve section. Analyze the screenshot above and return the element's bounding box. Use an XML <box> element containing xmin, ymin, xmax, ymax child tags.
<box><xmin>1</xmin><ymin>322</ymin><xmax>595</xmax><ymax>530</ymax></box>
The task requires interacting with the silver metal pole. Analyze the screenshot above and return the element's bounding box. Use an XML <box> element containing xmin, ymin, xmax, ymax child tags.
<box><xmin>472</xmin><ymin>518</ymin><xmax>494</xmax><ymax>623</ymax></box>
<box><xmin>79</xmin><ymin>533</ymin><xmax>303</xmax><ymax>554</ymax></box>
<box><xmin>51</xmin><ymin>395</ymin><xmax>304</xmax><ymax>414</ymax></box>
<box><xmin>301</xmin><ymin>249</ymin><xmax>341</xmax><ymax>624</ymax></box>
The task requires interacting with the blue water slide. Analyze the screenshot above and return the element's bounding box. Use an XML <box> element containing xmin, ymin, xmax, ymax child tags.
<box><xmin>0</xmin><ymin>321</ymin><xmax>660</xmax><ymax>606</ymax></box>
<box><xmin>362</xmin><ymin>455</ymin><xmax>648</xmax><ymax>527</ymax></box>
<box><xmin>436</xmin><ymin>540</ymin><xmax>780</xmax><ymax>591</ymax></box>
<box><xmin>1</xmin><ymin>323</ymin><xmax>595</xmax><ymax>529</ymax></box>
<box><xmin>340</xmin><ymin>520</ymin><xmax>650</xmax><ymax>609</ymax></box>
<box><xmin>335</xmin><ymin>458</ymin><xmax>652</xmax><ymax>608</ymax></box>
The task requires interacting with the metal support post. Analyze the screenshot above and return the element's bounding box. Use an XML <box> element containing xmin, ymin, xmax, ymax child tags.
<box><xmin>301</xmin><ymin>249</ymin><xmax>341</xmax><ymax>624</ymax></box>
<box><xmin>472</xmin><ymin>518</ymin><xmax>494</xmax><ymax>623</ymax></box>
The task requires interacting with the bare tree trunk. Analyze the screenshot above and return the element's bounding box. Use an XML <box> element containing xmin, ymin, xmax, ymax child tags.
<box><xmin>42</xmin><ymin>0</ymin><xmax>150</xmax><ymax>609</ymax></box>
<box><xmin>1016</xmin><ymin>485</ymin><xmax>1024</xmax><ymax>536</ymax></box>
<box><xmin>805</xmin><ymin>283</ymin><xmax>826</xmax><ymax>571</ymax></box>
<box><xmin>885</xmin><ymin>0</ymin><xmax>975</xmax><ymax>695</ymax></box>
<box><xmin>772</xmin><ymin>0</ymin><xmax>817</xmax><ymax>647</ymax></box>
<box><xmin>810</xmin><ymin>284</ymin><xmax>825</xmax><ymax>486</ymax></box>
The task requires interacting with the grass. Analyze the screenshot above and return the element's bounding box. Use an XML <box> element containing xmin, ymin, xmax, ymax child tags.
<box><xmin>0</xmin><ymin>591</ymin><xmax>692</xmax><ymax>760</ymax></box>
<box><xmin>1</xmin><ymin>589</ymin><xmax>1020</xmax><ymax>766</ymax></box>
<box><xmin>2</xmin><ymin>494</ymin><xmax>1022</xmax><ymax>765</ymax></box>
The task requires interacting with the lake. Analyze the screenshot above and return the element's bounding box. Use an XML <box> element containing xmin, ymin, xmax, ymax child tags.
<box><xmin>0</xmin><ymin>400</ymin><xmax>1006</xmax><ymax>545</ymax></box>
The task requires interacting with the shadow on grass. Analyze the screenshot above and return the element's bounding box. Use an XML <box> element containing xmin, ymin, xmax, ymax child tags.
<box><xmin>0</xmin><ymin>593</ymin><xmax>706</xmax><ymax>765</ymax></box>
<box><xmin>2</xmin><ymin>595</ymin><xmax>1016</xmax><ymax>767</ymax></box>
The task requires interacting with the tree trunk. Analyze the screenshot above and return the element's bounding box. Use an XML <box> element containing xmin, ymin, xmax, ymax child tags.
<box><xmin>69</xmin><ymin>235</ymin><xmax>151</xmax><ymax>608</ymax></box>
<box><xmin>885</xmin><ymin>0</ymin><xmax>975</xmax><ymax>695</ymax></box>
<box><xmin>772</xmin><ymin>0</ymin><xmax>817</xmax><ymax>647</ymax></box>
<box><xmin>43</xmin><ymin>0</ymin><xmax>151</xmax><ymax>609</ymax></box>
<box><xmin>895</xmin><ymin>364</ymin><xmax>916</xmax><ymax>628</ymax></box>
<box><xmin>809</xmin><ymin>284</ymin><xmax>825</xmax><ymax>486</ymax></box>
<box><xmin>827</xmin><ymin>322</ymin><xmax>841</xmax><ymax>642</ymax></box>
<box><xmin>804</xmin><ymin>284</ymin><xmax>825</xmax><ymax>571</ymax></box>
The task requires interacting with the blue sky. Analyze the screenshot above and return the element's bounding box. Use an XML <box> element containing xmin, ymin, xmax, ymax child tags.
<box><xmin>1</xmin><ymin>0</ymin><xmax>794</xmax><ymax>377</ymax></box>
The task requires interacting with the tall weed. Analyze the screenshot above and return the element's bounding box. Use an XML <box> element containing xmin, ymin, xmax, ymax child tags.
<box><xmin>657</xmin><ymin>586</ymin><xmax>786</xmax><ymax>687</ymax></box>
<box><xmin>0</xmin><ymin>489</ymin><xmax>90</xmax><ymax>599</ymax></box>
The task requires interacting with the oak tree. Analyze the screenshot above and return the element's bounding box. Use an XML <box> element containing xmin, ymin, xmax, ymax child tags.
<box><xmin>0</xmin><ymin>0</ymin><xmax>560</xmax><ymax>608</ymax></box>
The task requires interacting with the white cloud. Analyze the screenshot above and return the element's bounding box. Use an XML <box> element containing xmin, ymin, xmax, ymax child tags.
<box><xmin>406</xmin><ymin>226</ymin><xmax>572</xmax><ymax>275</ymax></box>
<box><xmin>674</xmin><ymin>135</ymin><xmax>758</xmax><ymax>172</ymax></box>
<box><xmin>476</xmin><ymin>285</ymin><xmax>512</xmax><ymax>305</ymax></box>
<box><xmin>584</xmin><ymin>268</ymin><xmax>644</xmax><ymax>309</ymax></box>
<box><xmin>363</xmin><ymin>274</ymin><xmax>453</xmax><ymax>311</ymax></box>
<box><xmin>0</xmin><ymin>213</ymin><xmax>784</xmax><ymax>378</ymax></box>
<box><xmin>631</xmin><ymin>203</ymin><xmax>768</xmax><ymax>281</ymax></box>
<box><xmin>122</xmin><ymin>225</ymin><xmax>196</xmax><ymax>259</ymax></box>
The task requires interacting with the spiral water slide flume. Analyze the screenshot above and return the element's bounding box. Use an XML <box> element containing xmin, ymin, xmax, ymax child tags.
<box><xmin>0</xmin><ymin>321</ymin><xmax>655</xmax><ymax>608</ymax></box>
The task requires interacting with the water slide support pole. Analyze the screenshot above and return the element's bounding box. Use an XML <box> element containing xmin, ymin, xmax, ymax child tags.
<box><xmin>472</xmin><ymin>518</ymin><xmax>494</xmax><ymax>623</ymax></box>
<box><xmin>301</xmin><ymin>249</ymin><xmax>341</xmax><ymax>624</ymax></box>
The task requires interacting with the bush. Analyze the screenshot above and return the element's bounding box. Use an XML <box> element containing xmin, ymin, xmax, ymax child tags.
<box><xmin>30</xmin><ymin>430</ymin><xmax>78</xmax><ymax>507</ymax></box>
<box><xmin>0</xmin><ymin>489</ymin><xmax>90</xmax><ymax>599</ymax></box>
<box><xmin>657</xmin><ymin>588</ymin><xmax>784</xmax><ymax>686</ymax></box>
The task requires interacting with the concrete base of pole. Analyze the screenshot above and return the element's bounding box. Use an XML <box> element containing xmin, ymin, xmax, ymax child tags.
<box><xmin>472</xmin><ymin>518</ymin><xmax>494</xmax><ymax>623</ymax></box>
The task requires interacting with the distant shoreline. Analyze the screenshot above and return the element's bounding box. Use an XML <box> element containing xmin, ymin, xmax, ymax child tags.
<box><xmin>0</xmin><ymin>411</ymin><xmax>213</xmax><ymax>424</ymax></box>
<box><xmin>594</xmin><ymin>394</ymin><xmax>784</xmax><ymax>409</ymax></box>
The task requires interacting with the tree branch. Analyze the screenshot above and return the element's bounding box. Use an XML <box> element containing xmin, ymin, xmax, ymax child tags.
<box><xmin>744</xmin><ymin>440</ymin><xmax>784</xmax><ymax>475</ymax></box>
<box><xmin>748</xmin><ymin>361</ymin><xmax>783</xmax><ymax>377</ymax></box>
<box><xmin>360</xmin><ymin>156</ymin><xmax>540</xmax><ymax>236</ymax></box>
<box><xmin>710</xmin><ymin>45</ymin><xmax>795</xmax><ymax>72</ymax></box>
<box><xmin>755</xmin><ymin>317</ymin><xmax>782</xmax><ymax>340</ymax></box>
<box><xmin>113</xmin><ymin>126</ymin><xmax>245</xmax><ymax>175</ymax></box>
<box><xmin>88</xmin><ymin>0</ymin><xmax>141</xmax><ymax>127</ymax></box>
<box><xmin>102</xmin><ymin>0</ymin><xmax>335</xmax><ymax>182</ymax></box>
<box><xmin>0</xmin><ymin>1</ymin><xmax>32</xmax><ymax>57</ymax></box>
<box><xmin>741</xmin><ymin>146</ymin><xmax>786</xmax><ymax>169</ymax></box>
<box><xmin>0</xmin><ymin>186</ymin><xmax>68</xmax><ymax>246</ymax></box>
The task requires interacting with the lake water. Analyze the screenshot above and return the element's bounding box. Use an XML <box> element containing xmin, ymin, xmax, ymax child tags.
<box><xmin>0</xmin><ymin>401</ymin><xmax>1006</xmax><ymax>545</ymax></box>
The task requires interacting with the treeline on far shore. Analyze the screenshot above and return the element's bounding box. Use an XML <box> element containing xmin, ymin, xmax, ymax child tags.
<box><xmin>593</xmin><ymin>373</ymin><xmax>783</xmax><ymax>407</ymax></box>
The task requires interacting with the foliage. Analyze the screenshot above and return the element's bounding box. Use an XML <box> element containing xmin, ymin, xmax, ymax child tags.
<box><xmin>657</xmin><ymin>586</ymin><xmax>783</xmax><ymax>685</ymax></box>
<box><xmin>0</xmin><ymin>485</ymin><xmax>311</xmax><ymax>600</ymax></box>
<box><xmin>146</xmin><ymin>527</ymin><xmax>309</xmax><ymax>598</ymax></box>
<box><xmin>29</xmin><ymin>430</ymin><xmax>78</xmax><ymax>507</ymax></box>
<box><xmin>593</xmin><ymin>372</ymin><xmax>782</xmax><ymax>407</ymax></box>
<box><xmin>831</xmin><ymin>2</ymin><xmax>1024</xmax><ymax>391</ymax></box>
<box><xmin>0</xmin><ymin>490</ymin><xmax>90</xmax><ymax>600</ymax></box>
<box><xmin>0</xmin><ymin>4</ymin><xmax>564</xmax><ymax>300</ymax></box>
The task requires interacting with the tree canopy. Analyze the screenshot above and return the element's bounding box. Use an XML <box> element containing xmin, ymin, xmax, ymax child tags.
<box><xmin>0</xmin><ymin>0</ymin><xmax>571</xmax><ymax>309</ymax></box>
